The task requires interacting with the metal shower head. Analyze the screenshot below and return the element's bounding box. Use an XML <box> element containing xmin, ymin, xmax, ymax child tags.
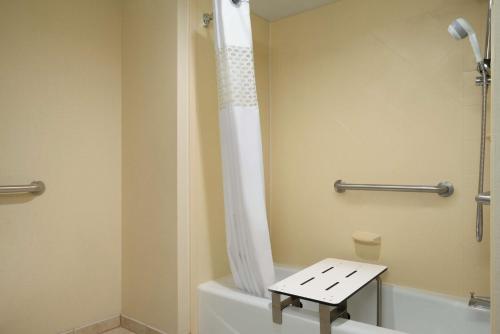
<box><xmin>448</xmin><ymin>17</ymin><xmax>483</xmax><ymax>64</ymax></box>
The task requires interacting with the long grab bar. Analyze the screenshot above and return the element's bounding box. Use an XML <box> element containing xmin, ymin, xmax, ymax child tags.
<box><xmin>334</xmin><ymin>180</ymin><xmax>454</xmax><ymax>197</ymax></box>
<box><xmin>0</xmin><ymin>181</ymin><xmax>45</xmax><ymax>195</ymax></box>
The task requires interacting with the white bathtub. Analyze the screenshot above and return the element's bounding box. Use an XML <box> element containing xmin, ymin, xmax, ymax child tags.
<box><xmin>198</xmin><ymin>266</ymin><xmax>490</xmax><ymax>334</ymax></box>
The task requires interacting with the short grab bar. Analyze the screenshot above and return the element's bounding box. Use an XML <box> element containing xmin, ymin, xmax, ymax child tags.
<box><xmin>0</xmin><ymin>181</ymin><xmax>46</xmax><ymax>195</ymax></box>
<box><xmin>334</xmin><ymin>180</ymin><xmax>454</xmax><ymax>197</ymax></box>
<box><xmin>476</xmin><ymin>192</ymin><xmax>490</xmax><ymax>205</ymax></box>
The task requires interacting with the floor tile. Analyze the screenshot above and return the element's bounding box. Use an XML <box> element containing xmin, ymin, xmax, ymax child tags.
<box><xmin>104</xmin><ymin>328</ymin><xmax>134</xmax><ymax>334</ymax></box>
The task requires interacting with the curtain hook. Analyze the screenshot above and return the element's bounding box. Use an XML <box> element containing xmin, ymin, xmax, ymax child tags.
<box><xmin>202</xmin><ymin>13</ymin><xmax>213</xmax><ymax>28</ymax></box>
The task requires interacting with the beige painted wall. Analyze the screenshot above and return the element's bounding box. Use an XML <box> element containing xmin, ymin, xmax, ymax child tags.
<box><xmin>0</xmin><ymin>1</ymin><xmax>122</xmax><ymax>333</ymax></box>
<box><xmin>121</xmin><ymin>1</ymin><xmax>179</xmax><ymax>333</ymax></box>
<box><xmin>188</xmin><ymin>0</ymin><xmax>270</xmax><ymax>332</ymax></box>
<box><xmin>270</xmin><ymin>0</ymin><xmax>490</xmax><ymax>297</ymax></box>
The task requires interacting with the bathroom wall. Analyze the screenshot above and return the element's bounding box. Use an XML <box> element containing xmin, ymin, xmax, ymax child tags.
<box><xmin>0</xmin><ymin>1</ymin><xmax>122</xmax><ymax>333</ymax></box>
<box><xmin>188</xmin><ymin>0</ymin><xmax>271</xmax><ymax>332</ymax></box>
<box><xmin>121</xmin><ymin>1</ymin><xmax>179</xmax><ymax>333</ymax></box>
<box><xmin>269</xmin><ymin>0</ymin><xmax>490</xmax><ymax>297</ymax></box>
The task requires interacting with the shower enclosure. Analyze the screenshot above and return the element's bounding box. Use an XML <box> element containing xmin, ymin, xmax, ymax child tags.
<box><xmin>195</xmin><ymin>0</ymin><xmax>497</xmax><ymax>333</ymax></box>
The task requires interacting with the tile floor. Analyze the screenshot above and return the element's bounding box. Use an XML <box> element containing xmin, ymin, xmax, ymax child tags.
<box><xmin>104</xmin><ymin>328</ymin><xmax>134</xmax><ymax>334</ymax></box>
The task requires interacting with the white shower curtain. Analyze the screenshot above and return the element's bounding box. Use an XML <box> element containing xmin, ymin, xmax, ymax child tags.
<box><xmin>213</xmin><ymin>0</ymin><xmax>275</xmax><ymax>297</ymax></box>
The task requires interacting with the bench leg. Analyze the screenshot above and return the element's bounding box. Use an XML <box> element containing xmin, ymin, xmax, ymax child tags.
<box><xmin>377</xmin><ymin>277</ymin><xmax>382</xmax><ymax>327</ymax></box>
<box><xmin>272</xmin><ymin>292</ymin><xmax>302</xmax><ymax>324</ymax></box>
<box><xmin>319</xmin><ymin>304</ymin><xmax>332</xmax><ymax>334</ymax></box>
<box><xmin>319</xmin><ymin>301</ymin><xmax>348</xmax><ymax>334</ymax></box>
<box><xmin>272</xmin><ymin>293</ymin><xmax>282</xmax><ymax>324</ymax></box>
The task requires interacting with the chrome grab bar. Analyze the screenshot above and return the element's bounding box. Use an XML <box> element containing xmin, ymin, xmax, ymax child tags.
<box><xmin>334</xmin><ymin>180</ymin><xmax>454</xmax><ymax>197</ymax></box>
<box><xmin>476</xmin><ymin>192</ymin><xmax>491</xmax><ymax>205</ymax></box>
<box><xmin>0</xmin><ymin>181</ymin><xmax>45</xmax><ymax>195</ymax></box>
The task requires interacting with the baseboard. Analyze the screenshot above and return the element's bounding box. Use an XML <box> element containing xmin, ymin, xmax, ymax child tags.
<box><xmin>120</xmin><ymin>315</ymin><xmax>168</xmax><ymax>334</ymax></box>
<box><xmin>59</xmin><ymin>315</ymin><xmax>121</xmax><ymax>334</ymax></box>
<box><xmin>58</xmin><ymin>314</ymin><xmax>169</xmax><ymax>334</ymax></box>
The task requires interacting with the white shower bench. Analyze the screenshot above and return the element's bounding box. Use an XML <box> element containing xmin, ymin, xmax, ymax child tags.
<box><xmin>268</xmin><ymin>258</ymin><xmax>387</xmax><ymax>334</ymax></box>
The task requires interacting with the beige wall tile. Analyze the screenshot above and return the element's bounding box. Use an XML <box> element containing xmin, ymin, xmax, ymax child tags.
<box><xmin>121</xmin><ymin>1</ymin><xmax>179</xmax><ymax>333</ymax></box>
<box><xmin>0</xmin><ymin>1</ymin><xmax>122</xmax><ymax>333</ymax></box>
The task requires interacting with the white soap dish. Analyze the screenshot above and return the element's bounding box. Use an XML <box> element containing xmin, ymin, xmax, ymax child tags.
<box><xmin>352</xmin><ymin>231</ymin><xmax>381</xmax><ymax>245</ymax></box>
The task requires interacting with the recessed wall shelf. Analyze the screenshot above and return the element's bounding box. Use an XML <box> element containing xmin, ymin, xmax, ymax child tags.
<box><xmin>352</xmin><ymin>231</ymin><xmax>381</xmax><ymax>245</ymax></box>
